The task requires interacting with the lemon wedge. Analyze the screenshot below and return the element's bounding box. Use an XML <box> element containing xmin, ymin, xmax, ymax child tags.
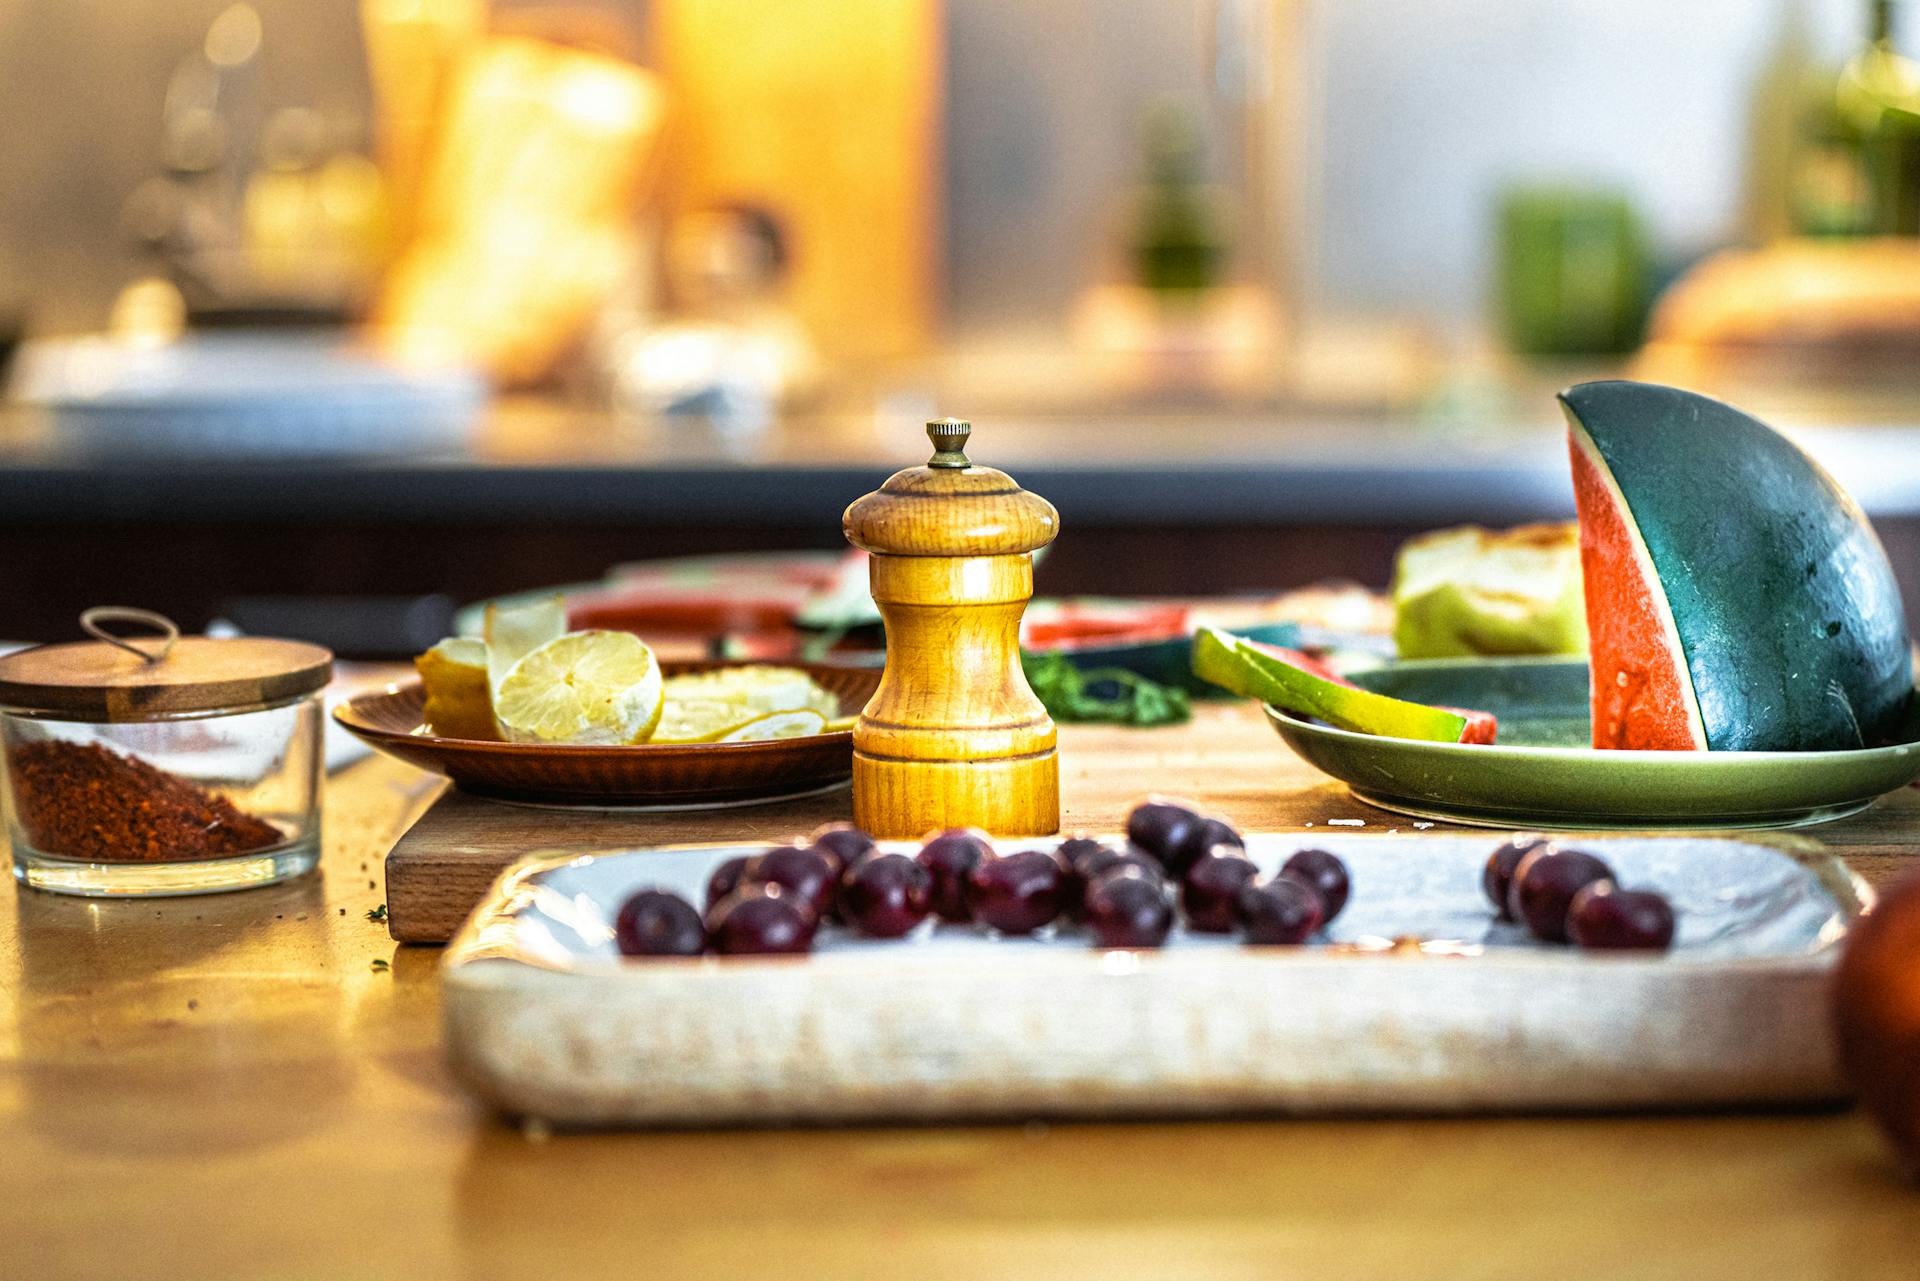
<box><xmin>493</xmin><ymin>630</ymin><xmax>665</xmax><ymax>745</ymax></box>
<box><xmin>483</xmin><ymin>594</ymin><xmax>567</xmax><ymax>699</ymax></box>
<box><xmin>660</xmin><ymin>666</ymin><xmax>838</xmax><ymax>717</ymax></box>
<box><xmin>414</xmin><ymin>636</ymin><xmax>497</xmax><ymax>740</ymax></box>
<box><xmin>716</xmin><ymin>708</ymin><xmax>828</xmax><ymax>742</ymax></box>
<box><xmin>650</xmin><ymin>698</ymin><xmax>764</xmax><ymax>745</ymax></box>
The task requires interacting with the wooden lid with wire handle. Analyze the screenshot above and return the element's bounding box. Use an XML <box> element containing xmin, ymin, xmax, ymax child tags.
<box><xmin>0</xmin><ymin>608</ymin><xmax>332</xmax><ymax>720</ymax></box>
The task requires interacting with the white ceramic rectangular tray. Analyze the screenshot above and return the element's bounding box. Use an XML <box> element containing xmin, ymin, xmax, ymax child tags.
<box><xmin>442</xmin><ymin>832</ymin><xmax>1870</xmax><ymax>1127</ymax></box>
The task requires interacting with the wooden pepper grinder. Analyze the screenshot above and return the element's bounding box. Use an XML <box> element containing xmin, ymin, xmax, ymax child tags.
<box><xmin>843</xmin><ymin>419</ymin><xmax>1061</xmax><ymax>838</ymax></box>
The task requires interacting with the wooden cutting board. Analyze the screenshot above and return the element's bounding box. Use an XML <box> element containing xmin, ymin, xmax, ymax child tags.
<box><xmin>386</xmin><ymin>785</ymin><xmax>861</xmax><ymax>942</ymax></box>
<box><xmin>383</xmin><ymin>702</ymin><xmax>1920</xmax><ymax>943</ymax></box>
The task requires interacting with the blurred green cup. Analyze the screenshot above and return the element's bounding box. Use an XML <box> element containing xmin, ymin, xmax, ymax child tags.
<box><xmin>1497</xmin><ymin>184</ymin><xmax>1651</xmax><ymax>356</ymax></box>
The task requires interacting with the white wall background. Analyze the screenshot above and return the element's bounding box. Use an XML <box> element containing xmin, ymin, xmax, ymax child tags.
<box><xmin>1306</xmin><ymin>0</ymin><xmax>1876</xmax><ymax>321</ymax></box>
<box><xmin>944</xmin><ymin>0</ymin><xmax>1900</xmax><ymax>329</ymax></box>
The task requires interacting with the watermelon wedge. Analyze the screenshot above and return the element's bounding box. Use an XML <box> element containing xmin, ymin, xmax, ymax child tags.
<box><xmin>1192</xmin><ymin>628</ymin><xmax>1497</xmax><ymax>744</ymax></box>
<box><xmin>1561</xmin><ymin>381</ymin><xmax>1913</xmax><ymax>752</ymax></box>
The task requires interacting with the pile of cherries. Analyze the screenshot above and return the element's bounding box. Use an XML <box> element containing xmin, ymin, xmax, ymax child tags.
<box><xmin>611</xmin><ymin>798</ymin><xmax>1353</xmax><ymax>958</ymax></box>
<box><xmin>1484</xmin><ymin>836</ymin><xmax>1676</xmax><ymax>951</ymax></box>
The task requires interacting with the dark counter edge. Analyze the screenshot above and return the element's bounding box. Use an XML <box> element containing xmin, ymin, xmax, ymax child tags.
<box><xmin>0</xmin><ymin>460</ymin><xmax>1593</xmax><ymax>527</ymax></box>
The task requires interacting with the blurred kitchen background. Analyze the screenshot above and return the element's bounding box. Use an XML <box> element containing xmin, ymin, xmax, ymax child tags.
<box><xmin>1</xmin><ymin>0</ymin><xmax>1918</xmax><ymax>649</ymax></box>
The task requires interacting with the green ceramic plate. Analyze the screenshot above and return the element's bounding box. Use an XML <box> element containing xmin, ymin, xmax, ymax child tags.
<box><xmin>1265</xmin><ymin>658</ymin><xmax>1920</xmax><ymax>830</ymax></box>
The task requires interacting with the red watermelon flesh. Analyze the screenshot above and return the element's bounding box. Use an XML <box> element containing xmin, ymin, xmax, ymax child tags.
<box><xmin>1241</xmin><ymin>640</ymin><xmax>1499</xmax><ymax>744</ymax></box>
<box><xmin>1440</xmin><ymin>704</ymin><xmax>1499</xmax><ymax>745</ymax></box>
<box><xmin>1568</xmin><ymin>428</ymin><xmax>1708</xmax><ymax>751</ymax></box>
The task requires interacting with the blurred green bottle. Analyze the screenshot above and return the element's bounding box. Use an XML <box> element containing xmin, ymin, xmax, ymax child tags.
<box><xmin>1744</xmin><ymin>0</ymin><xmax>1825</xmax><ymax>243</ymax></box>
<box><xmin>1133</xmin><ymin>107</ymin><xmax>1226</xmax><ymax>293</ymax></box>
<box><xmin>1793</xmin><ymin>0</ymin><xmax>1920</xmax><ymax>236</ymax></box>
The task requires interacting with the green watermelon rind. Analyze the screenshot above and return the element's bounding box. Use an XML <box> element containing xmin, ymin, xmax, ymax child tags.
<box><xmin>1559</xmin><ymin>380</ymin><xmax>1914</xmax><ymax>753</ymax></box>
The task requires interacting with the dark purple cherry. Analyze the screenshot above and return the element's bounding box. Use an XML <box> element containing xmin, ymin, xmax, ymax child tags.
<box><xmin>1052</xmin><ymin>837</ymin><xmax>1102</xmax><ymax>911</ymax></box>
<box><xmin>614</xmin><ymin>889</ymin><xmax>705</xmax><ymax>957</ymax></box>
<box><xmin>1084</xmin><ymin>867</ymin><xmax>1172</xmax><ymax>948</ymax></box>
<box><xmin>917</xmin><ymin>828</ymin><xmax>994</xmax><ymax>922</ymax></box>
<box><xmin>1125</xmin><ymin>800</ymin><xmax>1203</xmax><ymax>868</ymax></box>
<box><xmin>1508</xmin><ymin>848</ymin><xmax>1615</xmax><ymax>943</ymax></box>
<box><xmin>1038</xmin><ymin>843</ymin><xmax>1085</xmax><ymax>915</ymax></box>
<box><xmin>1066</xmin><ymin>846</ymin><xmax>1160</xmax><ymax>919</ymax></box>
<box><xmin>706</xmin><ymin>884</ymin><xmax>816</xmax><ymax>955</ymax></box>
<box><xmin>1237</xmin><ymin>876</ymin><xmax>1325</xmax><ymax>945</ymax></box>
<box><xmin>741</xmin><ymin>844</ymin><xmax>839</xmax><ymax>921</ymax></box>
<box><xmin>705</xmin><ymin>855</ymin><xmax>750</xmax><ymax>910</ymax></box>
<box><xmin>1076</xmin><ymin>845</ymin><xmax>1160</xmax><ymax>883</ymax></box>
<box><xmin>1166</xmin><ymin>817</ymin><xmax>1244</xmax><ymax>879</ymax></box>
<box><xmin>1281</xmin><ymin>848</ymin><xmax>1351</xmax><ymax>923</ymax></box>
<box><xmin>809</xmin><ymin>822</ymin><xmax>877</xmax><ymax>873</ymax></box>
<box><xmin>965</xmin><ymin>849</ymin><xmax>1065</xmax><ymax>935</ymax></box>
<box><xmin>1484</xmin><ymin>835</ymin><xmax>1552</xmax><ymax>919</ymax></box>
<box><xmin>1568</xmin><ymin>883</ymin><xmax>1675</xmax><ymax>951</ymax></box>
<box><xmin>838</xmin><ymin>852</ymin><xmax>932</xmax><ymax>938</ymax></box>
<box><xmin>1181</xmin><ymin>850</ymin><xmax>1260</xmax><ymax>932</ymax></box>
<box><xmin>1056</xmin><ymin>835</ymin><xmax>1107</xmax><ymax>866</ymax></box>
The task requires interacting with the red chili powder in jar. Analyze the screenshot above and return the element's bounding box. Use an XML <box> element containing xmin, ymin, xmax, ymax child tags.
<box><xmin>7</xmin><ymin>740</ymin><xmax>283</xmax><ymax>862</ymax></box>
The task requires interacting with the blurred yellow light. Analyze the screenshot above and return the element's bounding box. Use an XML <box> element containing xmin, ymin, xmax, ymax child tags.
<box><xmin>318</xmin><ymin>154</ymin><xmax>387</xmax><ymax>224</ymax></box>
<box><xmin>555</xmin><ymin>63</ymin><xmax>651</xmax><ymax>132</ymax></box>
<box><xmin>371</xmin><ymin>32</ymin><xmax>664</xmax><ymax>384</ymax></box>
<box><xmin>205</xmin><ymin>4</ymin><xmax>263</xmax><ymax>67</ymax></box>
<box><xmin>108</xmin><ymin>278</ymin><xmax>187</xmax><ymax>347</ymax></box>
<box><xmin>651</xmin><ymin>0</ymin><xmax>940</xmax><ymax>358</ymax></box>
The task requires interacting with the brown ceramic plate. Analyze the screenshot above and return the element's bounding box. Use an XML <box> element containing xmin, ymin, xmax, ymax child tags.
<box><xmin>334</xmin><ymin>660</ymin><xmax>879</xmax><ymax>809</ymax></box>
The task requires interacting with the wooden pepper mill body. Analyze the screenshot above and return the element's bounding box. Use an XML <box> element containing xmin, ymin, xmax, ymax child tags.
<box><xmin>843</xmin><ymin>420</ymin><xmax>1061</xmax><ymax>838</ymax></box>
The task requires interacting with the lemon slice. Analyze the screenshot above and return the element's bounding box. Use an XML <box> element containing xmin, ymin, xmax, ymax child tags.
<box><xmin>716</xmin><ymin>709</ymin><xmax>828</xmax><ymax>742</ymax></box>
<box><xmin>660</xmin><ymin>666</ymin><xmax>838</xmax><ymax>717</ymax></box>
<box><xmin>414</xmin><ymin>636</ymin><xmax>497</xmax><ymax>740</ymax></box>
<box><xmin>493</xmin><ymin>630</ymin><xmax>665</xmax><ymax>745</ymax></box>
<box><xmin>651</xmin><ymin>698</ymin><xmax>763</xmax><ymax>745</ymax></box>
<box><xmin>483</xmin><ymin>594</ymin><xmax>567</xmax><ymax>699</ymax></box>
<box><xmin>823</xmin><ymin>714</ymin><xmax>858</xmax><ymax>733</ymax></box>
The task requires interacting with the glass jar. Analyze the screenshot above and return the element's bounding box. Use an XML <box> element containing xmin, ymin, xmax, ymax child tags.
<box><xmin>0</xmin><ymin>613</ymin><xmax>331</xmax><ymax>896</ymax></box>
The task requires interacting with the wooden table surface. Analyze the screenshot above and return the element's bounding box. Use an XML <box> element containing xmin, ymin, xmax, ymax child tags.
<box><xmin>6</xmin><ymin>700</ymin><xmax>1919</xmax><ymax>1279</ymax></box>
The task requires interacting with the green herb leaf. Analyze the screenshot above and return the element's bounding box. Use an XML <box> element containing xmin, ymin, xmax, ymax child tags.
<box><xmin>1020</xmin><ymin>650</ymin><xmax>1191</xmax><ymax>727</ymax></box>
<box><xmin>366</xmin><ymin>904</ymin><xmax>389</xmax><ymax>922</ymax></box>
<box><xmin>370</xmin><ymin>958</ymin><xmax>390</xmax><ymax>972</ymax></box>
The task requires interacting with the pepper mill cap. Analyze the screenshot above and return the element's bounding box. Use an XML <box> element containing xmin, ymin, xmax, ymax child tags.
<box><xmin>844</xmin><ymin>419</ymin><xmax>1060</xmax><ymax>557</ymax></box>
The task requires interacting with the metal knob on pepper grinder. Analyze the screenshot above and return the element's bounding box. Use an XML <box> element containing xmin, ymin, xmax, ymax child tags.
<box><xmin>842</xmin><ymin>419</ymin><xmax>1061</xmax><ymax>838</ymax></box>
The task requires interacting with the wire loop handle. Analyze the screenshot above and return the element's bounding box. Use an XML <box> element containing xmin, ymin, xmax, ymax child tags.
<box><xmin>80</xmin><ymin>607</ymin><xmax>180</xmax><ymax>665</ymax></box>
